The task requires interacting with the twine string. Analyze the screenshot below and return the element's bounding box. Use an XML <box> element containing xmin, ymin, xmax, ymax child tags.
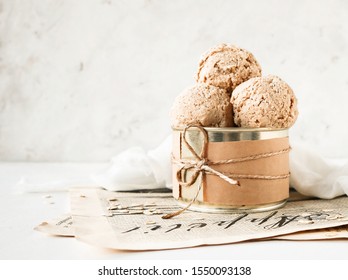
<box><xmin>176</xmin><ymin>124</ymin><xmax>239</xmax><ymax>188</ymax></box>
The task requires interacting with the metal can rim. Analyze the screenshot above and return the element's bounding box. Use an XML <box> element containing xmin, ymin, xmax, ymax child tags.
<box><xmin>172</xmin><ymin>126</ymin><xmax>288</xmax><ymax>142</ymax></box>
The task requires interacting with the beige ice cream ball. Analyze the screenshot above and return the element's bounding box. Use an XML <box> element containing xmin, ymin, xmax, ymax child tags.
<box><xmin>231</xmin><ymin>75</ymin><xmax>298</xmax><ymax>128</ymax></box>
<box><xmin>170</xmin><ymin>83</ymin><xmax>233</xmax><ymax>128</ymax></box>
<box><xmin>196</xmin><ymin>43</ymin><xmax>262</xmax><ymax>93</ymax></box>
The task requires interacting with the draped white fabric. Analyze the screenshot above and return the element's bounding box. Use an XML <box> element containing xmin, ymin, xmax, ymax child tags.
<box><xmin>94</xmin><ymin>137</ymin><xmax>348</xmax><ymax>198</ymax></box>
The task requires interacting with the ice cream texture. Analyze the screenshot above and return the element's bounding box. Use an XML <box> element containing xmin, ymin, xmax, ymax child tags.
<box><xmin>196</xmin><ymin>43</ymin><xmax>262</xmax><ymax>92</ymax></box>
<box><xmin>170</xmin><ymin>83</ymin><xmax>233</xmax><ymax>128</ymax></box>
<box><xmin>231</xmin><ymin>75</ymin><xmax>298</xmax><ymax>128</ymax></box>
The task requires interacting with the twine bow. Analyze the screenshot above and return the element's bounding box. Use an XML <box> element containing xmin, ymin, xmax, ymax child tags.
<box><xmin>162</xmin><ymin>124</ymin><xmax>239</xmax><ymax>219</ymax></box>
<box><xmin>175</xmin><ymin>125</ymin><xmax>239</xmax><ymax>188</ymax></box>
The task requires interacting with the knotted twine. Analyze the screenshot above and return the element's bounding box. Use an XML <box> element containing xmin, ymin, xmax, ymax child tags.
<box><xmin>162</xmin><ymin>124</ymin><xmax>290</xmax><ymax>219</ymax></box>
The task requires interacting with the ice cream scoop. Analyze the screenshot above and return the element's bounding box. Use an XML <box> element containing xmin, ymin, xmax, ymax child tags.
<box><xmin>170</xmin><ymin>83</ymin><xmax>233</xmax><ymax>128</ymax></box>
<box><xmin>231</xmin><ymin>75</ymin><xmax>298</xmax><ymax>128</ymax></box>
<box><xmin>196</xmin><ymin>43</ymin><xmax>262</xmax><ymax>93</ymax></box>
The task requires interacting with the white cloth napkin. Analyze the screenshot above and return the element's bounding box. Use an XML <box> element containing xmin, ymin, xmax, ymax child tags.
<box><xmin>94</xmin><ymin>137</ymin><xmax>348</xmax><ymax>199</ymax></box>
<box><xmin>15</xmin><ymin>135</ymin><xmax>348</xmax><ymax>198</ymax></box>
<box><xmin>93</xmin><ymin>136</ymin><xmax>172</xmax><ymax>191</ymax></box>
<box><xmin>289</xmin><ymin>144</ymin><xmax>348</xmax><ymax>198</ymax></box>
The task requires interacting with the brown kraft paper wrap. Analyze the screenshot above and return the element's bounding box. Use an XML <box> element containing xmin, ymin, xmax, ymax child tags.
<box><xmin>172</xmin><ymin>128</ymin><xmax>290</xmax><ymax>207</ymax></box>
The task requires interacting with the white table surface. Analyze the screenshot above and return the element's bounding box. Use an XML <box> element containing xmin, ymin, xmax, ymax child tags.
<box><xmin>1</xmin><ymin>162</ymin><xmax>348</xmax><ymax>260</ymax></box>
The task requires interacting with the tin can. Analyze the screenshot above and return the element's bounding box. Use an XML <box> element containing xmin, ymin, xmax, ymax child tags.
<box><xmin>172</xmin><ymin>126</ymin><xmax>290</xmax><ymax>213</ymax></box>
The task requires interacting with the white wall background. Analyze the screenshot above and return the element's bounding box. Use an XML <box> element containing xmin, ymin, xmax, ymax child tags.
<box><xmin>0</xmin><ymin>0</ymin><xmax>348</xmax><ymax>161</ymax></box>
